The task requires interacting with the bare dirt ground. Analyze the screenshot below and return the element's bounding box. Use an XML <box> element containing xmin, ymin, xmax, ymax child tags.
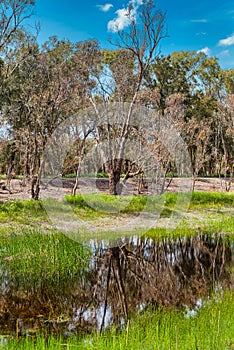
<box><xmin>0</xmin><ymin>177</ymin><xmax>233</xmax><ymax>202</ymax></box>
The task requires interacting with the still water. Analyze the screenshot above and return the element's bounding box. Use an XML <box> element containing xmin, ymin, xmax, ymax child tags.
<box><xmin>0</xmin><ymin>233</ymin><xmax>233</xmax><ymax>336</ymax></box>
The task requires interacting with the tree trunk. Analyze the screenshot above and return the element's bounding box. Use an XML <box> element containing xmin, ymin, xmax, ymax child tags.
<box><xmin>72</xmin><ymin>162</ymin><xmax>81</xmax><ymax>196</ymax></box>
<box><xmin>31</xmin><ymin>160</ymin><xmax>43</xmax><ymax>200</ymax></box>
<box><xmin>107</xmin><ymin>158</ymin><xmax>123</xmax><ymax>195</ymax></box>
<box><xmin>31</xmin><ymin>175</ymin><xmax>37</xmax><ymax>199</ymax></box>
<box><xmin>33</xmin><ymin>176</ymin><xmax>41</xmax><ymax>200</ymax></box>
<box><xmin>109</xmin><ymin>170</ymin><xmax>122</xmax><ymax>195</ymax></box>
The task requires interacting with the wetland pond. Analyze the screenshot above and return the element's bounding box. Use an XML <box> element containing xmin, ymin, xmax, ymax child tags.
<box><xmin>0</xmin><ymin>232</ymin><xmax>233</xmax><ymax>338</ymax></box>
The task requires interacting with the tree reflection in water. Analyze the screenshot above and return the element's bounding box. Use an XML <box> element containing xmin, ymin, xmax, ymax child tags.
<box><xmin>0</xmin><ymin>233</ymin><xmax>233</xmax><ymax>335</ymax></box>
<box><xmin>92</xmin><ymin>234</ymin><xmax>233</xmax><ymax>331</ymax></box>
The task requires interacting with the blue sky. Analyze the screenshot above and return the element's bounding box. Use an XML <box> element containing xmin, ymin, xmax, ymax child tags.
<box><xmin>32</xmin><ymin>0</ymin><xmax>234</xmax><ymax>69</ymax></box>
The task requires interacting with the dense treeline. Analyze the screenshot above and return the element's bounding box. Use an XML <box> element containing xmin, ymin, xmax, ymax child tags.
<box><xmin>0</xmin><ymin>0</ymin><xmax>233</xmax><ymax>198</ymax></box>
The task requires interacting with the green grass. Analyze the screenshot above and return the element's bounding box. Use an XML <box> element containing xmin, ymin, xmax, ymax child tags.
<box><xmin>0</xmin><ymin>200</ymin><xmax>47</xmax><ymax>224</ymax></box>
<box><xmin>0</xmin><ymin>191</ymin><xmax>234</xmax><ymax>349</ymax></box>
<box><xmin>63</xmin><ymin>191</ymin><xmax>234</xmax><ymax>241</ymax></box>
<box><xmin>65</xmin><ymin>191</ymin><xmax>234</xmax><ymax>214</ymax></box>
<box><xmin>0</xmin><ymin>228</ymin><xmax>90</xmax><ymax>291</ymax></box>
<box><xmin>65</xmin><ymin>193</ymin><xmax>165</xmax><ymax>213</ymax></box>
<box><xmin>4</xmin><ymin>290</ymin><xmax>234</xmax><ymax>349</ymax></box>
<box><xmin>0</xmin><ymin>191</ymin><xmax>233</xmax><ymax>225</ymax></box>
<box><xmin>0</xmin><ymin>191</ymin><xmax>233</xmax><ymax>242</ymax></box>
<box><xmin>62</xmin><ymin>172</ymin><xmax>109</xmax><ymax>178</ymax></box>
<box><xmin>189</xmin><ymin>191</ymin><xmax>234</xmax><ymax>208</ymax></box>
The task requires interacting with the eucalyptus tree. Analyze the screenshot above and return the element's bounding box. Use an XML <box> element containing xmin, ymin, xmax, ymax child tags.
<box><xmin>222</xmin><ymin>69</ymin><xmax>234</xmax><ymax>94</ymax></box>
<box><xmin>195</xmin><ymin>59</ymin><xmax>234</xmax><ymax>182</ymax></box>
<box><xmin>0</xmin><ymin>0</ymin><xmax>35</xmax><ymax>50</ymax></box>
<box><xmin>146</xmin><ymin>51</ymin><xmax>234</xmax><ymax>181</ymax></box>
<box><xmin>216</xmin><ymin>85</ymin><xmax>234</xmax><ymax>188</ymax></box>
<box><xmin>4</xmin><ymin>35</ymin><xmax>97</xmax><ymax>198</ymax></box>
<box><xmin>0</xmin><ymin>0</ymin><xmax>36</xmax><ymax>185</ymax></box>
<box><xmin>0</xmin><ymin>1</ymin><xmax>36</xmax><ymax>112</ymax></box>
<box><xmin>90</xmin><ymin>0</ymin><xmax>167</xmax><ymax>195</ymax></box>
<box><xmin>66</xmin><ymin>40</ymin><xmax>103</xmax><ymax>195</ymax></box>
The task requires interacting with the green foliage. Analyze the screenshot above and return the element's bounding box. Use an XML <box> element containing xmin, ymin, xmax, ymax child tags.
<box><xmin>146</xmin><ymin>50</ymin><xmax>234</xmax><ymax>178</ymax></box>
<box><xmin>222</xmin><ymin>68</ymin><xmax>234</xmax><ymax>94</ymax></box>
<box><xmin>101</xmin><ymin>49</ymin><xmax>119</xmax><ymax>64</ymax></box>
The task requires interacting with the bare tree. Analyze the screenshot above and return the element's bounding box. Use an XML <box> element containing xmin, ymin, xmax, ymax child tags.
<box><xmin>0</xmin><ymin>0</ymin><xmax>35</xmax><ymax>50</ymax></box>
<box><xmin>91</xmin><ymin>0</ymin><xmax>167</xmax><ymax>195</ymax></box>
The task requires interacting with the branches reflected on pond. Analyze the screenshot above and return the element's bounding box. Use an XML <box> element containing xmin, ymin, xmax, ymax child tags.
<box><xmin>0</xmin><ymin>233</ymin><xmax>233</xmax><ymax>336</ymax></box>
<box><xmin>92</xmin><ymin>234</ymin><xmax>233</xmax><ymax>331</ymax></box>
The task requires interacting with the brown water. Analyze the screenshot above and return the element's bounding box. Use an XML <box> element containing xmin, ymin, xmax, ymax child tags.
<box><xmin>0</xmin><ymin>233</ymin><xmax>233</xmax><ymax>336</ymax></box>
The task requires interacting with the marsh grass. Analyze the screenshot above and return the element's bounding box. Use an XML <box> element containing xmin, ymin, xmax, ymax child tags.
<box><xmin>4</xmin><ymin>291</ymin><xmax>234</xmax><ymax>350</ymax></box>
<box><xmin>65</xmin><ymin>191</ymin><xmax>234</xmax><ymax>215</ymax></box>
<box><xmin>0</xmin><ymin>193</ymin><xmax>233</xmax><ymax>331</ymax></box>
<box><xmin>0</xmin><ymin>228</ymin><xmax>90</xmax><ymax>290</ymax></box>
<box><xmin>0</xmin><ymin>200</ymin><xmax>47</xmax><ymax>224</ymax></box>
<box><xmin>63</xmin><ymin>191</ymin><xmax>234</xmax><ymax>241</ymax></box>
<box><xmin>0</xmin><ymin>191</ymin><xmax>233</xmax><ymax>226</ymax></box>
<box><xmin>0</xmin><ymin>192</ymin><xmax>234</xmax><ymax>349</ymax></box>
<box><xmin>0</xmin><ymin>192</ymin><xmax>233</xmax><ymax>243</ymax></box>
<box><xmin>190</xmin><ymin>191</ymin><xmax>234</xmax><ymax>208</ymax></box>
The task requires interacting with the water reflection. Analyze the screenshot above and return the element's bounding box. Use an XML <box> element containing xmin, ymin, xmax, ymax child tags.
<box><xmin>0</xmin><ymin>233</ymin><xmax>233</xmax><ymax>336</ymax></box>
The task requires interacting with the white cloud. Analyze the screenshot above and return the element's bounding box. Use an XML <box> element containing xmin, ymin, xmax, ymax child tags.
<box><xmin>219</xmin><ymin>49</ymin><xmax>230</xmax><ymax>57</ymax></box>
<box><xmin>97</xmin><ymin>3</ymin><xmax>113</xmax><ymax>12</ymax></box>
<box><xmin>197</xmin><ymin>47</ymin><xmax>211</xmax><ymax>56</ymax></box>
<box><xmin>107</xmin><ymin>0</ymin><xmax>143</xmax><ymax>33</ymax></box>
<box><xmin>108</xmin><ymin>8</ymin><xmax>131</xmax><ymax>32</ymax></box>
<box><xmin>218</xmin><ymin>33</ymin><xmax>234</xmax><ymax>46</ymax></box>
<box><xmin>195</xmin><ymin>32</ymin><xmax>207</xmax><ymax>36</ymax></box>
<box><xmin>190</xmin><ymin>19</ymin><xmax>208</xmax><ymax>23</ymax></box>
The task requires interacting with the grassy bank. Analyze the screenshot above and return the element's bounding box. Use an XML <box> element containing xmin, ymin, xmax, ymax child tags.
<box><xmin>0</xmin><ymin>229</ymin><xmax>90</xmax><ymax>290</ymax></box>
<box><xmin>0</xmin><ymin>191</ymin><xmax>233</xmax><ymax>349</ymax></box>
<box><xmin>3</xmin><ymin>290</ymin><xmax>234</xmax><ymax>349</ymax></box>
<box><xmin>64</xmin><ymin>191</ymin><xmax>234</xmax><ymax>240</ymax></box>
<box><xmin>64</xmin><ymin>191</ymin><xmax>234</xmax><ymax>213</ymax></box>
<box><xmin>1</xmin><ymin>191</ymin><xmax>233</xmax><ymax>235</ymax></box>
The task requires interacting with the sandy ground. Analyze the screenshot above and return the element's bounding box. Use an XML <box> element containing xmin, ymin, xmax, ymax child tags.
<box><xmin>0</xmin><ymin>177</ymin><xmax>233</xmax><ymax>202</ymax></box>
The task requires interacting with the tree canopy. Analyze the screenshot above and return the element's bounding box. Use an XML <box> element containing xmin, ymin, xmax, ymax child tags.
<box><xmin>0</xmin><ymin>0</ymin><xmax>233</xmax><ymax>198</ymax></box>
